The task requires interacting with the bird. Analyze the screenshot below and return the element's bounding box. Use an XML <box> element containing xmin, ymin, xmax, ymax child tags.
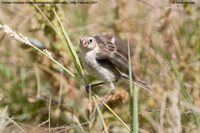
<box><xmin>79</xmin><ymin>33</ymin><xmax>148</xmax><ymax>106</ymax></box>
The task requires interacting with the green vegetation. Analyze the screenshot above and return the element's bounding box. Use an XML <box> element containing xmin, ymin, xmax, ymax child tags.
<box><xmin>0</xmin><ymin>1</ymin><xmax>200</xmax><ymax>133</ymax></box>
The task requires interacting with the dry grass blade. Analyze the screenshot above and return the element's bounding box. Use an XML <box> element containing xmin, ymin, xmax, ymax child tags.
<box><xmin>48</xmin><ymin>94</ymin><xmax>52</xmax><ymax>133</ymax></box>
<box><xmin>29</xmin><ymin>120</ymin><xmax>49</xmax><ymax>133</ymax></box>
<box><xmin>93</xmin><ymin>96</ymin><xmax>109</xmax><ymax>133</ymax></box>
<box><xmin>128</xmin><ymin>37</ymin><xmax>139</xmax><ymax>133</ymax></box>
<box><xmin>5</xmin><ymin>116</ymin><xmax>26</xmax><ymax>133</ymax></box>
<box><xmin>94</xmin><ymin>94</ymin><xmax>130</xmax><ymax>131</ymax></box>
<box><xmin>0</xmin><ymin>24</ymin><xmax>75</xmax><ymax>77</ymax></box>
<box><xmin>169</xmin><ymin>60</ymin><xmax>200</xmax><ymax>131</ymax></box>
<box><xmin>31</xmin><ymin>5</ymin><xmax>84</xmax><ymax>79</ymax></box>
<box><xmin>53</xmin><ymin>9</ymin><xmax>84</xmax><ymax>77</ymax></box>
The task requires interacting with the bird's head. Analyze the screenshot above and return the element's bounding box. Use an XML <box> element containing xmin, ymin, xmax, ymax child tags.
<box><xmin>79</xmin><ymin>36</ymin><xmax>98</xmax><ymax>51</ymax></box>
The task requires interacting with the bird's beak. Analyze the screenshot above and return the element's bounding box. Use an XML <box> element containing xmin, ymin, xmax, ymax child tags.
<box><xmin>80</xmin><ymin>38</ymin><xmax>88</xmax><ymax>48</ymax></box>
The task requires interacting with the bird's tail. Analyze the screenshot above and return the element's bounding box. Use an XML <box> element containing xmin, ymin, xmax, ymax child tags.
<box><xmin>134</xmin><ymin>79</ymin><xmax>150</xmax><ymax>91</ymax></box>
<box><xmin>121</xmin><ymin>73</ymin><xmax>150</xmax><ymax>91</ymax></box>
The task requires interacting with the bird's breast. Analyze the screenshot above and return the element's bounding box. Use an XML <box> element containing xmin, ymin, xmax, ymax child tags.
<box><xmin>83</xmin><ymin>51</ymin><xmax>101</xmax><ymax>73</ymax></box>
<box><xmin>81</xmin><ymin>50</ymin><xmax>120</xmax><ymax>82</ymax></box>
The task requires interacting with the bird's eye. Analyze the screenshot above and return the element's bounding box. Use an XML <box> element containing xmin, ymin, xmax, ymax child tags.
<box><xmin>89</xmin><ymin>39</ymin><xmax>93</xmax><ymax>43</ymax></box>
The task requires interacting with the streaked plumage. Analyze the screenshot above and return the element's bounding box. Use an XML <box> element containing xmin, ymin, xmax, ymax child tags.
<box><xmin>93</xmin><ymin>34</ymin><xmax>131</xmax><ymax>79</ymax></box>
<box><xmin>79</xmin><ymin>34</ymin><xmax>144</xmax><ymax>106</ymax></box>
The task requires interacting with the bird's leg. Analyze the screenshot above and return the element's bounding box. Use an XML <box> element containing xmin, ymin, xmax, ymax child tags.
<box><xmin>85</xmin><ymin>79</ymin><xmax>118</xmax><ymax>93</ymax></box>
<box><xmin>89</xmin><ymin>79</ymin><xmax>118</xmax><ymax>91</ymax></box>
<box><xmin>83</xmin><ymin>76</ymin><xmax>91</xmax><ymax>93</ymax></box>
<box><xmin>85</xmin><ymin>82</ymin><xmax>106</xmax><ymax>93</ymax></box>
<box><xmin>91</xmin><ymin>82</ymin><xmax>106</xmax><ymax>88</ymax></box>
<box><xmin>98</xmin><ymin>82</ymin><xmax>115</xmax><ymax>107</ymax></box>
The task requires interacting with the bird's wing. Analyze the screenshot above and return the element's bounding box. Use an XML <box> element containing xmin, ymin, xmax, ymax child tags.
<box><xmin>94</xmin><ymin>34</ymin><xmax>130</xmax><ymax>76</ymax></box>
<box><xmin>94</xmin><ymin>35</ymin><xmax>150</xmax><ymax>90</ymax></box>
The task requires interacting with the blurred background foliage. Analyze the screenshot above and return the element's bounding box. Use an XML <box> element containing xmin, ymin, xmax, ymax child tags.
<box><xmin>0</xmin><ymin>0</ymin><xmax>200</xmax><ymax>132</ymax></box>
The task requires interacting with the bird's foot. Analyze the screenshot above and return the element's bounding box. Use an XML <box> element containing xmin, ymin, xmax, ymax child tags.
<box><xmin>98</xmin><ymin>82</ymin><xmax>114</xmax><ymax>107</ymax></box>
<box><xmin>98</xmin><ymin>99</ymin><xmax>106</xmax><ymax>107</ymax></box>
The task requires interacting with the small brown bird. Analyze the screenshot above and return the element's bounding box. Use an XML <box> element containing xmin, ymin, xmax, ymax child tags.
<box><xmin>79</xmin><ymin>34</ymin><xmax>147</xmax><ymax>106</ymax></box>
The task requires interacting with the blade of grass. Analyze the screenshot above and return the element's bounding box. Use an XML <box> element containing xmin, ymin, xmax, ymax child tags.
<box><xmin>93</xmin><ymin>97</ymin><xmax>109</xmax><ymax>133</ymax></box>
<box><xmin>0</xmin><ymin>24</ymin><xmax>75</xmax><ymax>77</ymax></box>
<box><xmin>169</xmin><ymin>60</ymin><xmax>200</xmax><ymax>131</ymax></box>
<box><xmin>94</xmin><ymin>94</ymin><xmax>130</xmax><ymax>131</ymax></box>
<box><xmin>128</xmin><ymin>39</ymin><xmax>139</xmax><ymax>133</ymax></box>
<box><xmin>134</xmin><ymin>85</ymin><xmax>139</xmax><ymax>132</ymax></box>
<box><xmin>48</xmin><ymin>94</ymin><xmax>52</xmax><ymax>133</ymax></box>
<box><xmin>32</xmin><ymin>4</ymin><xmax>85</xmax><ymax>79</ymax></box>
<box><xmin>197</xmin><ymin>33</ymin><xmax>200</xmax><ymax>58</ymax></box>
<box><xmin>28</xmin><ymin>44</ymin><xmax>75</xmax><ymax>77</ymax></box>
<box><xmin>5</xmin><ymin>116</ymin><xmax>26</xmax><ymax>133</ymax></box>
<box><xmin>34</xmin><ymin>64</ymin><xmax>41</xmax><ymax>99</ymax></box>
<box><xmin>32</xmin><ymin>1</ymin><xmax>57</xmax><ymax>32</ymax></box>
<box><xmin>53</xmin><ymin>9</ymin><xmax>84</xmax><ymax>77</ymax></box>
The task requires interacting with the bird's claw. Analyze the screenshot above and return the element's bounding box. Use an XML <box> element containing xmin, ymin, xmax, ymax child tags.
<box><xmin>98</xmin><ymin>99</ymin><xmax>105</xmax><ymax>107</ymax></box>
